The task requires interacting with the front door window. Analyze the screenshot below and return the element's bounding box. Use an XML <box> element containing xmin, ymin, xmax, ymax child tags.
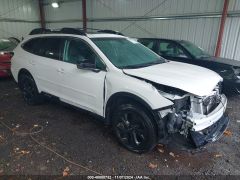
<box><xmin>159</xmin><ymin>41</ymin><xmax>188</xmax><ymax>58</ymax></box>
<box><xmin>64</xmin><ymin>39</ymin><xmax>105</xmax><ymax>70</ymax></box>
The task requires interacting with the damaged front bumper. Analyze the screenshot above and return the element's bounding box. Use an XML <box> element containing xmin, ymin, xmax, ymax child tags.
<box><xmin>188</xmin><ymin>94</ymin><xmax>229</xmax><ymax>147</ymax></box>
<box><xmin>156</xmin><ymin>94</ymin><xmax>229</xmax><ymax>148</ymax></box>
<box><xmin>190</xmin><ymin>94</ymin><xmax>227</xmax><ymax>132</ymax></box>
<box><xmin>190</xmin><ymin>115</ymin><xmax>229</xmax><ymax>147</ymax></box>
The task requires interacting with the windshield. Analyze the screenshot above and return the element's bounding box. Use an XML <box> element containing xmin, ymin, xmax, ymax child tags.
<box><xmin>179</xmin><ymin>40</ymin><xmax>210</xmax><ymax>59</ymax></box>
<box><xmin>92</xmin><ymin>38</ymin><xmax>165</xmax><ymax>69</ymax></box>
<box><xmin>0</xmin><ymin>39</ymin><xmax>16</xmax><ymax>51</ymax></box>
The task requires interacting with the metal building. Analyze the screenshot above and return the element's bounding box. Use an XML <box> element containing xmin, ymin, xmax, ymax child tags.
<box><xmin>0</xmin><ymin>0</ymin><xmax>239</xmax><ymax>60</ymax></box>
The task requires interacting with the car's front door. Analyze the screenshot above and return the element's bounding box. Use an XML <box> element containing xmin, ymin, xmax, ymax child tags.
<box><xmin>59</xmin><ymin>37</ymin><xmax>107</xmax><ymax>116</ymax></box>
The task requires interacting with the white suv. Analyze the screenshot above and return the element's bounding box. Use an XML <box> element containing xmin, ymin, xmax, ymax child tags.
<box><xmin>11</xmin><ymin>28</ymin><xmax>229</xmax><ymax>153</ymax></box>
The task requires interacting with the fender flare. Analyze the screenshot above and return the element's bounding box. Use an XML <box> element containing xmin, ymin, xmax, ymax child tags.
<box><xmin>105</xmin><ymin>92</ymin><xmax>153</xmax><ymax>120</ymax></box>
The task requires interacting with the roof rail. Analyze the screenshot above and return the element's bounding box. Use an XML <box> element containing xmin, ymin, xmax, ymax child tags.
<box><xmin>97</xmin><ymin>29</ymin><xmax>124</xmax><ymax>36</ymax></box>
<box><xmin>76</xmin><ymin>28</ymin><xmax>124</xmax><ymax>36</ymax></box>
<box><xmin>29</xmin><ymin>28</ymin><xmax>86</xmax><ymax>36</ymax></box>
<box><xmin>29</xmin><ymin>28</ymin><xmax>123</xmax><ymax>36</ymax></box>
<box><xmin>29</xmin><ymin>28</ymin><xmax>51</xmax><ymax>35</ymax></box>
<box><xmin>60</xmin><ymin>28</ymin><xmax>86</xmax><ymax>35</ymax></box>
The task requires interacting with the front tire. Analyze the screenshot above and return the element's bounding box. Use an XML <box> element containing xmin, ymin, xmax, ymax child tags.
<box><xmin>112</xmin><ymin>103</ymin><xmax>157</xmax><ymax>153</ymax></box>
<box><xmin>18</xmin><ymin>74</ymin><xmax>43</xmax><ymax>105</ymax></box>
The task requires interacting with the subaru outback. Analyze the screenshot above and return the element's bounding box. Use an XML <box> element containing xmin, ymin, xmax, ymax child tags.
<box><xmin>11</xmin><ymin>28</ymin><xmax>229</xmax><ymax>153</ymax></box>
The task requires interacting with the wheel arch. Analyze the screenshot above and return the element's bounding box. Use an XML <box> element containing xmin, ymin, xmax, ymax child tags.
<box><xmin>17</xmin><ymin>68</ymin><xmax>38</xmax><ymax>91</ymax></box>
<box><xmin>18</xmin><ymin>68</ymin><xmax>33</xmax><ymax>81</ymax></box>
<box><xmin>105</xmin><ymin>92</ymin><xmax>155</xmax><ymax>124</ymax></box>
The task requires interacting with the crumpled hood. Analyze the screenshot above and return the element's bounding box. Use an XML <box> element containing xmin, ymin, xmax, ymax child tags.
<box><xmin>123</xmin><ymin>61</ymin><xmax>222</xmax><ymax>96</ymax></box>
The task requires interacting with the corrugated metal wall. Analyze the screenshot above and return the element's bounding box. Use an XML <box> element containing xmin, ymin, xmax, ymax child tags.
<box><xmin>0</xmin><ymin>0</ymin><xmax>238</xmax><ymax>59</ymax></box>
<box><xmin>89</xmin><ymin>19</ymin><xmax>221</xmax><ymax>55</ymax></box>
<box><xmin>0</xmin><ymin>0</ymin><xmax>40</xmax><ymax>39</ymax></box>
<box><xmin>221</xmin><ymin>0</ymin><xmax>240</xmax><ymax>60</ymax></box>
<box><xmin>45</xmin><ymin>0</ymin><xmax>83</xmax><ymax>29</ymax></box>
<box><xmin>44</xmin><ymin>0</ymin><xmax>240</xmax><ymax>60</ymax></box>
<box><xmin>87</xmin><ymin>0</ymin><xmax>223</xmax><ymax>55</ymax></box>
<box><xmin>87</xmin><ymin>0</ymin><xmax>223</xmax><ymax>17</ymax></box>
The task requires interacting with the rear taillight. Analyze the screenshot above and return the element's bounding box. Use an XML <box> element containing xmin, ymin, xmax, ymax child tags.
<box><xmin>0</xmin><ymin>52</ymin><xmax>14</xmax><ymax>61</ymax></box>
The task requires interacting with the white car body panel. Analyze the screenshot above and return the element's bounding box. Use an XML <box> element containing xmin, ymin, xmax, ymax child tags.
<box><xmin>124</xmin><ymin>61</ymin><xmax>223</xmax><ymax>97</ymax></box>
<box><xmin>104</xmin><ymin>71</ymin><xmax>174</xmax><ymax>115</ymax></box>
<box><xmin>33</xmin><ymin>56</ymin><xmax>65</xmax><ymax>97</ymax></box>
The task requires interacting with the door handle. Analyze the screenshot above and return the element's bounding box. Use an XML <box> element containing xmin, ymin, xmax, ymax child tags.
<box><xmin>57</xmin><ymin>68</ymin><xmax>64</xmax><ymax>73</ymax></box>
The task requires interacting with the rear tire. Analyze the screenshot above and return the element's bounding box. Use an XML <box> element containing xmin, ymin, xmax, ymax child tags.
<box><xmin>18</xmin><ymin>73</ymin><xmax>43</xmax><ymax>105</ymax></box>
<box><xmin>112</xmin><ymin>103</ymin><xmax>157</xmax><ymax>153</ymax></box>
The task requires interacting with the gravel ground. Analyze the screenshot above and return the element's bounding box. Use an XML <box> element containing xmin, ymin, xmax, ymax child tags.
<box><xmin>0</xmin><ymin>78</ymin><xmax>240</xmax><ymax>176</ymax></box>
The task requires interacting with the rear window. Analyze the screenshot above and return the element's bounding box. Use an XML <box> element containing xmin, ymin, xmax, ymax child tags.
<box><xmin>22</xmin><ymin>37</ymin><xmax>64</xmax><ymax>60</ymax></box>
<box><xmin>0</xmin><ymin>39</ymin><xmax>17</xmax><ymax>51</ymax></box>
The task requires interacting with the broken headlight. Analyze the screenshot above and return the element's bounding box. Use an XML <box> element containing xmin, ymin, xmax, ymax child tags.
<box><xmin>191</xmin><ymin>83</ymin><xmax>222</xmax><ymax>115</ymax></box>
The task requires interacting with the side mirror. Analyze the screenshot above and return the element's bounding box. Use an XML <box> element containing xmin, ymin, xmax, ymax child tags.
<box><xmin>76</xmin><ymin>60</ymin><xmax>100</xmax><ymax>73</ymax></box>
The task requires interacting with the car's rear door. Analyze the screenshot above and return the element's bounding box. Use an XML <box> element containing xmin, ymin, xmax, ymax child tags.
<box><xmin>59</xmin><ymin>37</ymin><xmax>107</xmax><ymax>116</ymax></box>
<box><xmin>32</xmin><ymin>36</ymin><xmax>65</xmax><ymax>97</ymax></box>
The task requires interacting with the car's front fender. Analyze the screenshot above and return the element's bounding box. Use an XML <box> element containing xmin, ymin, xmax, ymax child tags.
<box><xmin>104</xmin><ymin>71</ymin><xmax>173</xmax><ymax>117</ymax></box>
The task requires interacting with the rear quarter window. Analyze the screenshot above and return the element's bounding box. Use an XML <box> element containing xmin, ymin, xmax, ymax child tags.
<box><xmin>22</xmin><ymin>38</ymin><xmax>43</xmax><ymax>55</ymax></box>
<box><xmin>22</xmin><ymin>37</ymin><xmax>64</xmax><ymax>60</ymax></box>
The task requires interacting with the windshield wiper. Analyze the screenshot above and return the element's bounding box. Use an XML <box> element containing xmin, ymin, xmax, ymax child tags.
<box><xmin>121</xmin><ymin>64</ymin><xmax>145</xmax><ymax>69</ymax></box>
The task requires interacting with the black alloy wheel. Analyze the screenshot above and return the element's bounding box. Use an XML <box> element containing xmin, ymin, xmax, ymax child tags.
<box><xmin>19</xmin><ymin>74</ymin><xmax>42</xmax><ymax>105</ymax></box>
<box><xmin>113</xmin><ymin>103</ymin><xmax>157</xmax><ymax>153</ymax></box>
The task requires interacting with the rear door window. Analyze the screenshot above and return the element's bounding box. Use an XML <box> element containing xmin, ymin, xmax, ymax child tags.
<box><xmin>22</xmin><ymin>37</ymin><xmax>64</xmax><ymax>60</ymax></box>
<box><xmin>40</xmin><ymin>37</ymin><xmax>64</xmax><ymax>60</ymax></box>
